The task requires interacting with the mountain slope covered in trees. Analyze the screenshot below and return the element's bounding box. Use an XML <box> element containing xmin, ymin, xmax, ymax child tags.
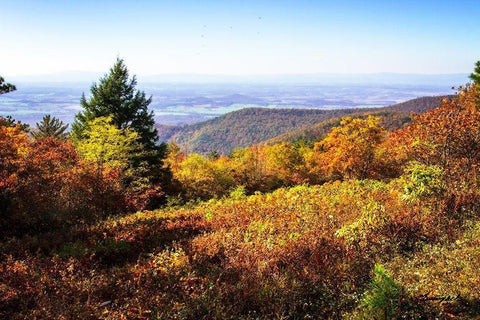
<box><xmin>267</xmin><ymin>95</ymin><xmax>453</xmax><ymax>145</ymax></box>
<box><xmin>158</xmin><ymin>95</ymin><xmax>450</xmax><ymax>154</ymax></box>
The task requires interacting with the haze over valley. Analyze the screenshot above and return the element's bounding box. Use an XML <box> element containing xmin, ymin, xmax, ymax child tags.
<box><xmin>0</xmin><ymin>73</ymin><xmax>466</xmax><ymax>126</ymax></box>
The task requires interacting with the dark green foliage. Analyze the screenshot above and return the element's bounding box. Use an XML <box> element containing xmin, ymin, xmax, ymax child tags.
<box><xmin>0</xmin><ymin>76</ymin><xmax>16</xmax><ymax>95</ymax></box>
<box><xmin>72</xmin><ymin>58</ymin><xmax>158</xmax><ymax>150</ymax></box>
<box><xmin>71</xmin><ymin>58</ymin><xmax>170</xmax><ymax>193</ymax></box>
<box><xmin>360</xmin><ymin>265</ymin><xmax>402</xmax><ymax>319</ymax></box>
<box><xmin>470</xmin><ymin>60</ymin><xmax>480</xmax><ymax>85</ymax></box>
<box><xmin>0</xmin><ymin>115</ymin><xmax>30</xmax><ymax>132</ymax></box>
<box><xmin>208</xmin><ymin>150</ymin><xmax>220</xmax><ymax>160</ymax></box>
<box><xmin>32</xmin><ymin>115</ymin><xmax>69</xmax><ymax>140</ymax></box>
<box><xmin>0</xmin><ymin>79</ymin><xmax>25</xmax><ymax>130</ymax></box>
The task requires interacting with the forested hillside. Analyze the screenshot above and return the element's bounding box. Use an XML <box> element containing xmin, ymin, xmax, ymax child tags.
<box><xmin>384</xmin><ymin>95</ymin><xmax>454</xmax><ymax>113</ymax></box>
<box><xmin>158</xmin><ymin>96</ymin><xmax>448</xmax><ymax>154</ymax></box>
<box><xmin>157</xmin><ymin>108</ymin><xmax>368</xmax><ymax>154</ymax></box>
<box><xmin>268</xmin><ymin>95</ymin><xmax>452</xmax><ymax>144</ymax></box>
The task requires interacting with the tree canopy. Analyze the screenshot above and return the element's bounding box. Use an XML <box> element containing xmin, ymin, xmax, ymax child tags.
<box><xmin>71</xmin><ymin>58</ymin><xmax>159</xmax><ymax>153</ymax></box>
<box><xmin>310</xmin><ymin>116</ymin><xmax>387</xmax><ymax>180</ymax></box>
<box><xmin>32</xmin><ymin>115</ymin><xmax>69</xmax><ymax>140</ymax></box>
<box><xmin>0</xmin><ymin>76</ymin><xmax>16</xmax><ymax>95</ymax></box>
<box><xmin>470</xmin><ymin>60</ymin><xmax>480</xmax><ymax>85</ymax></box>
<box><xmin>76</xmin><ymin>116</ymin><xmax>139</xmax><ymax>170</ymax></box>
<box><xmin>71</xmin><ymin>58</ymin><xmax>170</xmax><ymax>190</ymax></box>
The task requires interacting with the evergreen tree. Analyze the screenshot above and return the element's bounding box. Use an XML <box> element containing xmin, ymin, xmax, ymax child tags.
<box><xmin>0</xmin><ymin>116</ymin><xmax>30</xmax><ymax>132</ymax></box>
<box><xmin>72</xmin><ymin>58</ymin><xmax>158</xmax><ymax>149</ymax></box>
<box><xmin>0</xmin><ymin>78</ymin><xmax>28</xmax><ymax>131</ymax></box>
<box><xmin>470</xmin><ymin>60</ymin><xmax>480</xmax><ymax>85</ymax></box>
<box><xmin>32</xmin><ymin>115</ymin><xmax>69</xmax><ymax>140</ymax></box>
<box><xmin>0</xmin><ymin>76</ymin><xmax>16</xmax><ymax>95</ymax></box>
<box><xmin>72</xmin><ymin>58</ymin><xmax>170</xmax><ymax>194</ymax></box>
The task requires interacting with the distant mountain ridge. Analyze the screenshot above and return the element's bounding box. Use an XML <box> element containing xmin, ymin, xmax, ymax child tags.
<box><xmin>266</xmin><ymin>95</ymin><xmax>453</xmax><ymax>145</ymax></box>
<box><xmin>157</xmin><ymin>95</ymin><xmax>451</xmax><ymax>154</ymax></box>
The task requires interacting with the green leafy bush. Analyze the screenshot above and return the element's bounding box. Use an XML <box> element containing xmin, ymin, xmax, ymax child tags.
<box><xmin>401</xmin><ymin>162</ymin><xmax>445</xmax><ymax>202</ymax></box>
<box><xmin>360</xmin><ymin>264</ymin><xmax>402</xmax><ymax>319</ymax></box>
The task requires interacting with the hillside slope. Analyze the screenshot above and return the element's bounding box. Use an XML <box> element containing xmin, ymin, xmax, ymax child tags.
<box><xmin>266</xmin><ymin>95</ymin><xmax>453</xmax><ymax>144</ymax></box>
<box><xmin>158</xmin><ymin>96</ymin><xmax>451</xmax><ymax>154</ymax></box>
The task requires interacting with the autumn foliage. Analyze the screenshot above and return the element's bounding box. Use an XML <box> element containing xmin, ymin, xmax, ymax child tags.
<box><xmin>0</xmin><ymin>134</ymin><xmax>126</xmax><ymax>235</ymax></box>
<box><xmin>0</xmin><ymin>84</ymin><xmax>479</xmax><ymax>319</ymax></box>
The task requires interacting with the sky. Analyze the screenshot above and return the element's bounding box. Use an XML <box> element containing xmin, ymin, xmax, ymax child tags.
<box><xmin>1</xmin><ymin>0</ymin><xmax>480</xmax><ymax>77</ymax></box>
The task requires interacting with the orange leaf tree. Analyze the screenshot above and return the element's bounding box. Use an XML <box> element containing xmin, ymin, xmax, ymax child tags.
<box><xmin>0</xmin><ymin>124</ymin><xmax>29</xmax><ymax>224</ymax></box>
<box><xmin>400</xmin><ymin>84</ymin><xmax>480</xmax><ymax>211</ymax></box>
<box><xmin>309</xmin><ymin>116</ymin><xmax>387</xmax><ymax>180</ymax></box>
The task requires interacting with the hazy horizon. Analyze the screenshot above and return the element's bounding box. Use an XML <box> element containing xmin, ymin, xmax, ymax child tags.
<box><xmin>8</xmin><ymin>71</ymin><xmax>470</xmax><ymax>86</ymax></box>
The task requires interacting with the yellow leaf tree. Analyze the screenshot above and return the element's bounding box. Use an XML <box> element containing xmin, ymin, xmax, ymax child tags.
<box><xmin>76</xmin><ymin>116</ymin><xmax>139</xmax><ymax>170</ymax></box>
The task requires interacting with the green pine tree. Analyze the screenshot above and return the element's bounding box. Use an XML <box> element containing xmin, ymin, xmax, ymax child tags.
<box><xmin>0</xmin><ymin>76</ymin><xmax>16</xmax><ymax>95</ymax></box>
<box><xmin>0</xmin><ymin>78</ymin><xmax>27</xmax><ymax>130</ymax></box>
<box><xmin>32</xmin><ymin>115</ymin><xmax>69</xmax><ymax>140</ymax></box>
<box><xmin>470</xmin><ymin>60</ymin><xmax>480</xmax><ymax>85</ymax></box>
<box><xmin>360</xmin><ymin>265</ymin><xmax>402</xmax><ymax>320</ymax></box>
<box><xmin>72</xmin><ymin>58</ymin><xmax>170</xmax><ymax>195</ymax></box>
<box><xmin>72</xmin><ymin>58</ymin><xmax>157</xmax><ymax>147</ymax></box>
<box><xmin>0</xmin><ymin>115</ymin><xmax>30</xmax><ymax>132</ymax></box>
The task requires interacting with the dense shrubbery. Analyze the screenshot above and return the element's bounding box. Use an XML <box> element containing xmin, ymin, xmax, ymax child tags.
<box><xmin>0</xmin><ymin>125</ymin><xmax>126</xmax><ymax>235</ymax></box>
<box><xmin>0</xmin><ymin>82</ymin><xmax>478</xmax><ymax>318</ymax></box>
<box><xmin>166</xmin><ymin>115</ymin><xmax>403</xmax><ymax>200</ymax></box>
<box><xmin>0</xmin><ymin>175</ymin><xmax>476</xmax><ymax>318</ymax></box>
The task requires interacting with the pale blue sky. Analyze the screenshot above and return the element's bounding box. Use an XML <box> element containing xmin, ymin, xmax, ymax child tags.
<box><xmin>1</xmin><ymin>0</ymin><xmax>479</xmax><ymax>76</ymax></box>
